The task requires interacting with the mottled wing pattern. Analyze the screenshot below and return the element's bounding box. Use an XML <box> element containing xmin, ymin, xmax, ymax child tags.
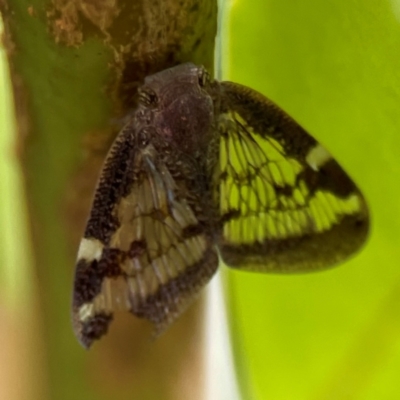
<box><xmin>72</xmin><ymin>126</ymin><xmax>218</xmax><ymax>348</ymax></box>
<box><xmin>216</xmin><ymin>81</ymin><xmax>369</xmax><ymax>272</ymax></box>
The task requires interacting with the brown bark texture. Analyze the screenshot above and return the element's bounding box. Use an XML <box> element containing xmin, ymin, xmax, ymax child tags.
<box><xmin>0</xmin><ymin>0</ymin><xmax>217</xmax><ymax>399</ymax></box>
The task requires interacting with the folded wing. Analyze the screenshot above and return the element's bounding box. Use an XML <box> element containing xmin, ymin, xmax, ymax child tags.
<box><xmin>72</xmin><ymin>126</ymin><xmax>218</xmax><ymax>348</ymax></box>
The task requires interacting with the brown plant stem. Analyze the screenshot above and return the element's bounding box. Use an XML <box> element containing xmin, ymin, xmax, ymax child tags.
<box><xmin>0</xmin><ymin>0</ymin><xmax>217</xmax><ymax>398</ymax></box>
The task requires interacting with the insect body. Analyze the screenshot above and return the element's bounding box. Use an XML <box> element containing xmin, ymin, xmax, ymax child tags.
<box><xmin>72</xmin><ymin>63</ymin><xmax>369</xmax><ymax>348</ymax></box>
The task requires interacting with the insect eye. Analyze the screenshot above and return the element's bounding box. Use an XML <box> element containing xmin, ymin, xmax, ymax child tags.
<box><xmin>138</xmin><ymin>87</ymin><xmax>158</xmax><ymax>107</ymax></box>
<box><xmin>198</xmin><ymin>68</ymin><xmax>210</xmax><ymax>88</ymax></box>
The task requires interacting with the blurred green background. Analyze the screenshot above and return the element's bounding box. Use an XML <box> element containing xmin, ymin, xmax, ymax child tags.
<box><xmin>2</xmin><ymin>0</ymin><xmax>400</xmax><ymax>399</ymax></box>
<box><xmin>225</xmin><ymin>1</ymin><xmax>400</xmax><ymax>399</ymax></box>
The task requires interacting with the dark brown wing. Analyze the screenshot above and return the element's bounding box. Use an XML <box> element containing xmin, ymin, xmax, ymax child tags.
<box><xmin>215</xmin><ymin>81</ymin><xmax>369</xmax><ymax>273</ymax></box>
<box><xmin>72</xmin><ymin>124</ymin><xmax>218</xmax><ymax>348</ymax></box>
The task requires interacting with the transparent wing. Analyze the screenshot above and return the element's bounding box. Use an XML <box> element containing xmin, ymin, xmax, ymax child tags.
<box><xmin>216</xmin><ymin>81</ymin><xmax>369</xmax><ymax>273</ymax></box>
<box><xmin>72</xmin><ymin>127</ymin><xmax>218</xmax><ymax>348</ymax></box>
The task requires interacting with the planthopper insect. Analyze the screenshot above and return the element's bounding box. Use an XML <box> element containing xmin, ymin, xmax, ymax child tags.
<box><xmin>72</xmin><ymin>63</ymin><xmax>369</xmax><ymax>348</ymax></box>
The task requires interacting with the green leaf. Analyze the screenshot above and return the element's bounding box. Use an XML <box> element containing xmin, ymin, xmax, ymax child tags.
<box><xmin>226</xmin><ymin>1</ymin><xmax>400</xmax><ymax>399</ymax></box>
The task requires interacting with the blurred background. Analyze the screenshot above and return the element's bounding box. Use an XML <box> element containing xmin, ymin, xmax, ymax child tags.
<box><xmin>2</xmin><ymin>0</ymin><xmax>400</xmax><ymax>399</ymax></box>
